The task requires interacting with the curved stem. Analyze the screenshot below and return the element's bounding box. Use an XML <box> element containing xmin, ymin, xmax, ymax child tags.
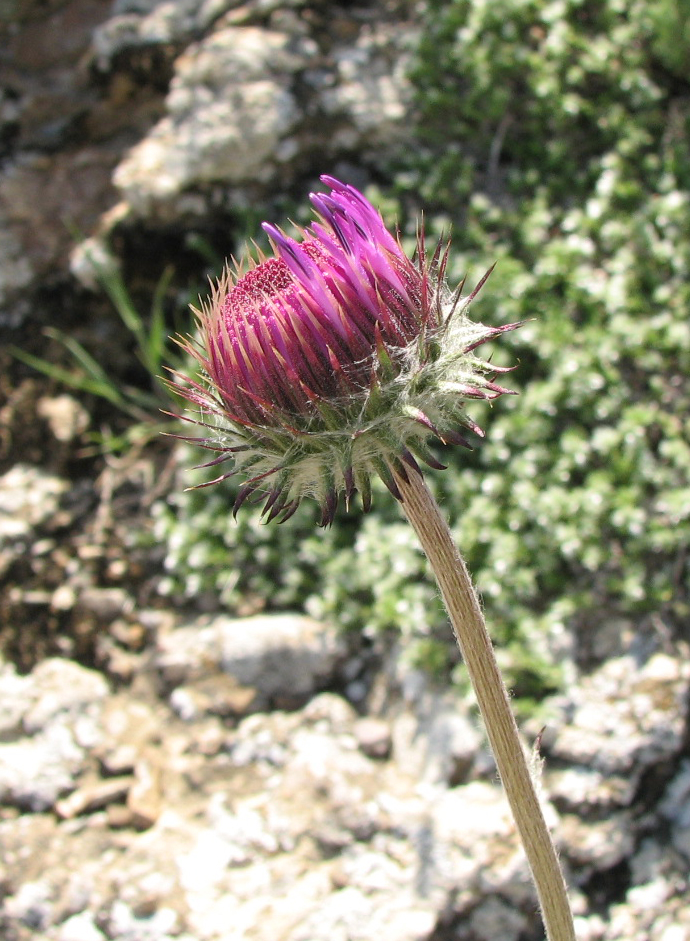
<box><xmin>395</xmin><ymin>468</ymin><xmax>575</xmax><ymax>941</ymax></box>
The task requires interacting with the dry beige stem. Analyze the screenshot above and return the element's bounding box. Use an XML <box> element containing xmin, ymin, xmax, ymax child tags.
<box><xmin>395</xmin><ymin>468</ymin><xmax>575</xmax><ymax>941</ymax></box>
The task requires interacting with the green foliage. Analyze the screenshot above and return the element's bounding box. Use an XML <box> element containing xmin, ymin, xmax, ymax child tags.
<box><xmin>155</xmin><ymin>0</ymin><xmax>690</xmax><ymax>704</ymax></box>
<box><xmin>648</xmin><ymin>0</ymin><xmax>690</xmax><ymax>77</ymax></box>
<box><xmin>152</xmin><ymin>462</ymin><xmax>449</xmax><ymax>651</ymax></box>
<box><xmin>10</xmin><ymin>249</ymin><xmax>187</xmax><ymax>452</ymax></box>
<box><xmin>407</xmin><ymin>0</ymin><xmax>690</xmax><ymax>661</ymax></box>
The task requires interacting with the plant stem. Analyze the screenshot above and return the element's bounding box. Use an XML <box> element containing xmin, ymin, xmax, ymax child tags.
<box><xmin>395</xmin><ymin>468</ymin><xmax>575</xmax><ymax>941</ymax></box>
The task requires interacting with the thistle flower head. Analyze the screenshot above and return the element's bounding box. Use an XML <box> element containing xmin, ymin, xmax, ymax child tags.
<box><xmin>173</xmin><ymin>176</ymin><xmax>520</xmax><ymax>525</ymax></box>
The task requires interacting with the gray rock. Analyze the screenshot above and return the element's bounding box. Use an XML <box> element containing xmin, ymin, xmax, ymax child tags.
<box><xmin>94</xmin><ymin>694</ymin><xmax>164</xmax><ymax>775</ymax></box>
<box><xmin>0</xmin><ymin>222</ymin><xmax>35</xmax><ymax>323</ymax></box>
<box><xmin>391</xmin><ymin>693</ymin><xmax>483</xmax><ymax>786</ymax></box>
<box><xmin>167</xmin><ymin>699</ymin><xmax>535</xmax><ymax>941</ymax></box>
<box><xmin>354</xmin><ymin>717</ymin><xmax>392</xmax><ymax>760</ymax></box>
<box><xmin>4</xmin><ymin>878</ymin><xmax>55</xmax><ymax>932</ymax></box>
<box><xmin>320</xmin><ymin>25</ymin><xmax>413</xmax><ymax>150</ymax></box>
<box><xmin>170</xmin><ymin>672</ymin><xmax>257</xmax><ymax>720</ymax></box>
<box><xmin>559</xmin><ymin>812</ymin><xmax>635</xmax><ymax>880</ymax></box>
<box><xmin>36</xmin><ymin>395</ymin><xmax>90</xmax><ymax>444</ymax></box>
<box><xmin>0</xmin><ymin>465</ymin><xmax>69</xmax><ymax>574</ymax></box>
<box><xmin>0</xmin><ymin>658</ymin><xmax>108</xmax><ymax>811</ymax></box>
<box><xmin>92</xmin><ymin>0</ymin><xmax>232</xmax><ymax>67</ymax></box>
<box><xmin>0</xmin><ymin>658</ymin><xmax>33</xmax><ymax>738</ymax></box>
<box><xmin>285</xmin><ymin>886</ymin><xmax>439</xmax><ymax>941</ymax></box>
<box><xmin>113</xmin><ymin>26</ymin><xmax>314</xmax><ymax>217</ymax></box>
<box><xmin>469</xmin><ymin>897</ymin><xmax>530</xmax><ymax>941</ymax></box>
<box><xmin>0</xmin><ymin>721</ymin><xmax>88</xmax><ymax>811</ymax></box>
<box><xmin>56</xmin><ymin>911</ymin><xmax>108</xmax><ymax>941</ymax></box>
<box><xmin>544</xmin><ymin>653</ymin><xmax>690</xmax><ymax>800</ymax></box>
<box><xmin>22</xmin><ymin>658</ymin><xmax>110</xmax><ymax>734</ymax></box>
<box><xmin>602</xmin><ymin>876</ymin><xmax>690</xmax><ymax>941</ymax></box>
<box><xmin>56</xmin><ymin>911</ymin><xmax>109</xmax><ymax>941</ymax></box>
<box><xmin>0</xmin><ymin>0</ymin><xmax>125</xmax><ymax>327</ymax></box>
<box><xmin>75</xmin><ymin>587</ymin><xmax>134</xmax><ymax>623</ymax></box>
<box><xmin>155</xmin><ymin>613</ymin><xmax>346</xmax><ymax>709</ymax></box>
<box><xmin>107</xmin><ymin>899</ymin><xmax>189</xmax><ymax>941</ymax></box>
<box><xmin>2</xmin><ymin>0</ymin><xmax>417</xmax><ymax>325</ymax></box>
<box><xmin>10</xmin><ymin>650</ymin><xmax>687</xmax><ymax>941</ymax></box>
<box><xmin>547</xmin><ymin>765</ymin><xmax>634</xmax><ymax>813</ymax></box>
<box><xmin>659</xmin><ymin>760</ymin><xmax>690</xmax><ymax>862</ymax></box>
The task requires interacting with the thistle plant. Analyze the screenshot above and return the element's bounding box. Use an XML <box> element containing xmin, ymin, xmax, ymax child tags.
<box><xmin>172</xmin><ymin>176</ymin><xmax>575</xmax><ymax>941</ymax></box>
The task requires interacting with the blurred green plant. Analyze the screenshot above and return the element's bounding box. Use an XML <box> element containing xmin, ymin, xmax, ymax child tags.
<box><xmin>10</xmin><ymin>249</ymin><xmax>187</xmax><ymax>452</ymax></box>
<box><xmin>405</xmin><ymin>0</ymin><xmax>690</xmax><ymax>663</ymax></box>
<box><xmin>648</xmin><ymin>0</ymin><xmax>690</xmax><ymax>77</ymax></box>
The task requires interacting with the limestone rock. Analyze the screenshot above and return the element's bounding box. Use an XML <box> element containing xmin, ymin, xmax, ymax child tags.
<box><xmin>36</xmin><ymin>395</ymin><xmax>90</xmax><ymax>444</ymax></box>
<box><xmin>0</xmin><ymin>465</ymin><xmax>69</xmax><ymax>574</ymax></box>
<box><xmin>354</xmin><ymin>717</ymin><xmax>392</xmax><ymax>760</ymax></box>
<box><xmin>92</xmin><ymin>0</ymin><xmax>229</xmax><ymax>67</ymax></box>
<box><xmin>320</xmin><ymin>24</ymin><xmax>413</xmax><ymax>148</ymax></box>
<box><xmin>155</xmin><ymin>613</ymin><xmax>346</xmax><ymax>710</ymax></box>
<box><xmin>391</xmin><ymin>692</ymin><xmax>483</xmax><ymax>786</ymax></box>
<box><xmin>0</xmin><ymin>658</ymin><xmax>108</xmax><ymax>811</ymax></box>
<box><xmin>113</xmin><ymin>26</ymin><xmax>313</xmax><ymax>217</ymax></box>
<box><xmin>543</xmin><ymin>653</ymin><xmax>690</xmax><ymax>805</ymax></box>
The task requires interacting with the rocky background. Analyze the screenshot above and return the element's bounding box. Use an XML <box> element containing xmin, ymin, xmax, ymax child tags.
<box><xmin>2</xmin><ymin>1</ymin><xmax>690</xmax><ymax>940</ymax></box>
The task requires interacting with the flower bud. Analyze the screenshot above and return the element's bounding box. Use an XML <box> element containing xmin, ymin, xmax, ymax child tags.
<box><xmin>172</xmin><ymin>176</ymin><xmax>520</xmax><ymax>525</ymax></box>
